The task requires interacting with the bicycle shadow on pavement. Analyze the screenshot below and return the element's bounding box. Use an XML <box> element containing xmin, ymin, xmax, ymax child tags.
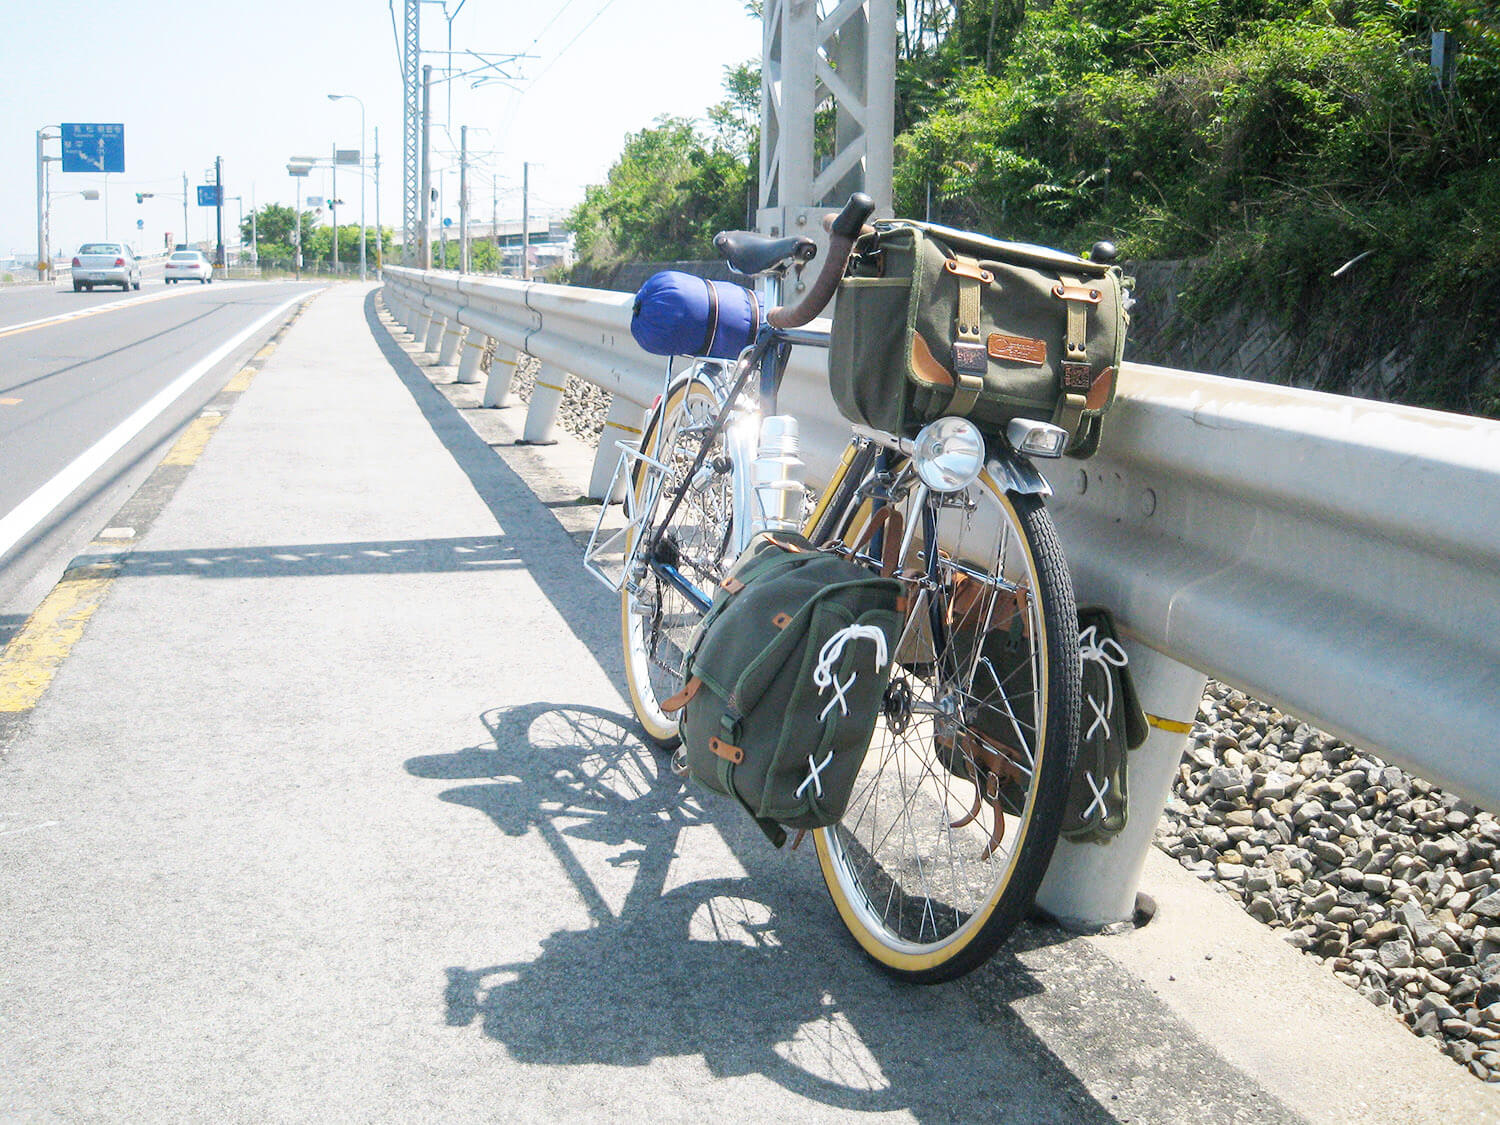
<box><xmin>406</xmin><ymin>701</ymin><xmax>1124</xmax><ymax>1121</ymax></box>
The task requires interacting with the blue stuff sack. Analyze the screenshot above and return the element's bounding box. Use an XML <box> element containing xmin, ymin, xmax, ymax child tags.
<box><xmin>631</xmin><ymin>271</ymin><xmax>761</xmax><ymax>360</ymax></box>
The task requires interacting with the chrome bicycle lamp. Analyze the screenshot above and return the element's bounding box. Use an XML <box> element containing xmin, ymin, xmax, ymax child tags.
<box><xmin>1005</xmin><ymin>418</ymin><xmax>1070</xmax><ymax>459</ymax></box>
<box><xmin>914</xmin><ymin>416</ymin><xmax>986</xmax><ymax>492</ymax></box>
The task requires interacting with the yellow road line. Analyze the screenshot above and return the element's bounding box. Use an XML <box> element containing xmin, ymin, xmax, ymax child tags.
<box><xmin>222</xmin><ymin>367</ymin><xmax>257</xmax><ymax>394</ymax></box>
<box><xmin>0</xmin><ymin>397</ymin><xmax>20</xmax><ymax>406</ymax></box>
<box><xmin>160</xmin><ymin>413</ymin><xmax>224</xmax><ymax>466</ymax></box>
<box><xmin>0</xmin><ymin>561</ymin><xmax>117</xmax><ymax>712</ymax></box>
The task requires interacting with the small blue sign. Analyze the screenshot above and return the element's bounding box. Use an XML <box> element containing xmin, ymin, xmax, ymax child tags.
<box><xmin>197</xmin><ymin>185</ymin><xmax>221</xmax><ymax>207</ymax></box>
<box><xmin>442</xmin><ymin>217</ymin><xmax>452</xmax><ymax>227</ymax></box>
<box><xmin>61</xmin><ymin>123</ymin><xmax>125</xmax><ymax>173</ymax></box>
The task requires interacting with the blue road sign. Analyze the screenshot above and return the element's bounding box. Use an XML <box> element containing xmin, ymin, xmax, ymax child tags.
<box><xmin>60</xmin><ymin>123</ymin><xmax>125</xmax><ymax>173</ymax></box>
<box><xmin>197</xmin><ymin>185</ymin><xmax>221</xmax><ymax>206</ymax></box>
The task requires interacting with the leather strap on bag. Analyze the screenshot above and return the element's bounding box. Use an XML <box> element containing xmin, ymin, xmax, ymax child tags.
<box><xmin>698</xmin><ymin>277</ymin><xmax>721</xmax><ymax>357</ymax></box>
<box><xmin>660</xmin><ymin>675</ymin><xmax>701</xmax><ymax>714</ymax></box>
<box><xmin>945</xmin><ymin>255</ymin><xmax>991</xmax><ymax>417</ymax></box>
<box><xmin>1054</xmin><ymin>274</ymin><xmax>1102</xmax><ymax>442</ymax></box>
<box><xmin>851</xmin><ymin>505</ymin><xmax>906</xmax><ymax>578</ymax></box>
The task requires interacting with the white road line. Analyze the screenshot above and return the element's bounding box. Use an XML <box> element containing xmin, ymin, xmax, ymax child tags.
<box><xmin>0</xmin><ymin>285</ymin><xmax>195</xmax><ymax>338</ymax></box>
<box><xmin>0</xmin><ymin>292</ymin><xmax>312</xmax><ymax>561</ymax></box>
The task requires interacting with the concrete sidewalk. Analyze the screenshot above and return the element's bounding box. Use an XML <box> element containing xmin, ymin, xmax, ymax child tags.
<box><xmin>0</xmin><ymin>281</ymin><xmax>1493</xmax><ymax>1123</ymax></box>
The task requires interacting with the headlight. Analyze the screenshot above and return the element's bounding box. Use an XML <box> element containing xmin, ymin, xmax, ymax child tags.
<box><xmin>913</xmin><ymin>416</ymin><xmax>986</xmax><ymax>492</ymax></box>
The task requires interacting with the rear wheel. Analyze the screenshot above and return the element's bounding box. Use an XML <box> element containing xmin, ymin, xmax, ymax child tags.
<box><xmin>620</xmin><ymin>373</ymin><xmax>736</xmax><ymax>746</ymax></box>
<box><xmin>813</xmin><ymin>470</ymin><xmax>1081</xmax><ymax>983</ymax></box>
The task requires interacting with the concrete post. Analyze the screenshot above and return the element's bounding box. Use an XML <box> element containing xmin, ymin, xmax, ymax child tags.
<box><xmin>587</xmin><ymin>395</ymin><xmax>647</xmax><ymax>502</ymax></box>
<box><xmin>1035</xmin><ymin>643</ymin><xmax>1208</xmax><ymax>931</ymax></box>
<box><xmin>456</xmin><ymin>334</ymin><xmax>487</xmax><ymax>384</ymax></box>
<box><xmin>423</xmin><ymin>311</ymin><xmax>445</xmax><ymax>353</ymax></box>
<box><xmin>438</xmin><ymin>320</ymin><xmax>465</xmax><ymax>366</ymax></box>
<box><xmin>385</xmin><ymin>289</ymin><xmax>408</xmax><ymax>330</ymax></box>
<box><xmin>482</xmin><ymin>349</ymin><xmax>520</xmax><ymax>408</ymax></box>
<box><xmin>521</xmin><ymin>361</ymin><xmax>566</xmax><ymax>444</ymax></box>
<box><xmin>413</xmin><ymin>306</ymin><xmax>434</xmax><ymax>347</ymax></box>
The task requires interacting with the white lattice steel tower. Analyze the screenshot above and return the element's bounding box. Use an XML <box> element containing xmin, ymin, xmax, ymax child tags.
<box><xmin>758</xmin><ymin>0</ymin><xmax>896</xmax><ymax>239</ymax></box>
<box><xmin>402</xmin><ymin>0</ymin><xmax>421</xmax><ymax>265</ymax></box>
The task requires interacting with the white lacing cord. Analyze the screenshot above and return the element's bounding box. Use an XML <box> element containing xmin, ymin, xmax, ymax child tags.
<box><xmin>795</xmin><ymin>750</ymin><xmax>834</xmax><ymax>799</ymax></box>
<box><xmin>1079</xmin><ymin>624</ymin><xmax>1129</xmax><ymax>743</ymax></box>
<box><xmin>795</xmin><ymin>623</ymin><xmax>890</xmax><ymax>802</ymax></box>
<box><xmin>812</xmin><ymin>623</ymin><xmax>889</xmax><ymax>722</ymax></box>
<box><xmin>1083</xmin><ymin>772</ymin><xmax>1111</xmax><ymax>820</ymax></box>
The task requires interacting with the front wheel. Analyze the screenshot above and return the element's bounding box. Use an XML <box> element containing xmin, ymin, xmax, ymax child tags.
<box><xmin>813</xmin><ymin>472</ymin><xmax>1081</xmax><ymax>983</ymax></box>
<box><xmin>620</xmin><ymin>373</ymin><xmax>737</xmax><ymax>746</ymax></box>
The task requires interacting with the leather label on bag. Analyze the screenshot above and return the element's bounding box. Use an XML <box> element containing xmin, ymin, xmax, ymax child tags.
<box><xmin>987</xmin><ymin>333</ymin><xmax>1047</xmax><ymax>367</ymax></box>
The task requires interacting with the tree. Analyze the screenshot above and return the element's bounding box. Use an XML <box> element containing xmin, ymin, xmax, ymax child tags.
<box><xmin>567</xmin><ymin>116</ymin><xmax>751</xmax><ymax>271</ymax></box>
<box><xmin>241</xmin><ymin>203</ymin><xmax>316</xmax><ymax>248</ymax></box>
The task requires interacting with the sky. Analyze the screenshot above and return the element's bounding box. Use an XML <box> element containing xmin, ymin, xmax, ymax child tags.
<box><xmin>0</xmin><ymin>0</ymin><xmax>763</xmax><ymax>261</ymax></box>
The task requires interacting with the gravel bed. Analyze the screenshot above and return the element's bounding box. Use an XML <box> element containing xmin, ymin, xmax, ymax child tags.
<box><xmin>496</xmin><ymin>349</ymin><xmax>1498</xmax><ymax>1084</ymax></box>
<box><xmin>1164</xmin><ymin>681</ymin><xmax>1500</xmax><ymax>1082</ymax></box>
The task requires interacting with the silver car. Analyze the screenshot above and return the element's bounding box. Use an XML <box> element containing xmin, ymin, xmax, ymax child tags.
<box><xmin>70</xmin><ymin>242</ymin><xmax>141</xmax><ymax>292</ymax></box>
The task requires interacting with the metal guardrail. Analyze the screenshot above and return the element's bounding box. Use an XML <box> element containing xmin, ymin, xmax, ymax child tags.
<box><xmin>381</xmin><ymin>266</ymin><xmax>1500</xmax><ymax>928</ymax></box>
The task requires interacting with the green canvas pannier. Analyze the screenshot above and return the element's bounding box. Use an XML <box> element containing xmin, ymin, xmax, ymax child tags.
<box><xmin>828</xmin><ymin>220</ymin><xmax>1128</xmax><ymax>458</ymax></box>
<box><xmin>664</xmin><ymin>532</ymin><xmax>903</xmax><ymax>847</ymax></box>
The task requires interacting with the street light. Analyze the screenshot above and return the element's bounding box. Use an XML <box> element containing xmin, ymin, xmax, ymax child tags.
<box><xmin>327</xmin><ymin>93</ymin><xmax>367</xmax><ymax>281</ymax></box>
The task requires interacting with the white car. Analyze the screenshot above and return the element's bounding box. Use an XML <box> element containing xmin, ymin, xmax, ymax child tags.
<box><xmin>163</xmin><ymin>250</ymin><xmax>213</xmax><ymax>284</ymax></box>
<box><xmin>70</xmin><ymin>242</ymin><xmax>141</xmax><ymax>292</ymax></box>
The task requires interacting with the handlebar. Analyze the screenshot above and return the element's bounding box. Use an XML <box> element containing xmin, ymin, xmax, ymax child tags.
<box><xmin>765</xmin><ymin>193</ymin><xmax>877</xmax><ymax>330</ymax></box>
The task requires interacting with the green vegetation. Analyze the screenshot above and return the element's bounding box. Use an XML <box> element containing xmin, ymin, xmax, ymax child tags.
<box><xmin>242</xmin><ymin>205</ymin><xmax>391</xmax><ymax>268</ymax></box>
<box><xmin>569</xmin><ymin>1</ymin><xmax>1500</xmax><ymax>414</ymax></box>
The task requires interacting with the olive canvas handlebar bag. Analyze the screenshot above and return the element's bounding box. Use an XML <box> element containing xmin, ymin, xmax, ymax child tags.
<box><xmin>828</xmin><ymin>220</ymin><xmax>1127</xmax><ymax>457</ymax></box>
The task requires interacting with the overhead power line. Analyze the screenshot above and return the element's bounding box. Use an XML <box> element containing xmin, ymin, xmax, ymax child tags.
<box><xmin>528</xmin><ymin>0</ymin><xmax>623</xmax><ymax>88</ymax></box>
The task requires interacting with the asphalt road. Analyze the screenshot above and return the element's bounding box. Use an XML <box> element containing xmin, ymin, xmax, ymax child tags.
<box><xmin>0</xmin><ymin>278</ymin><xmax>317</xmax><ymax>646</ymax></box>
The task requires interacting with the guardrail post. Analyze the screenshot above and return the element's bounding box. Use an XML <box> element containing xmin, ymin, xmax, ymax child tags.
<box><xmin>482</xmin><ymin>349</ymin><xmax>520</xmax><ymax>408</ymax></box>
<box><xmin>522</xmin><ymin>360</ymin><xmax>566</xmax><ymax>444</ymax></box>
<box><xmin>384</xmin><ymin>289</ymin><xmax>409</xmax><ymax>332</ymax></box>
<box><xmin>423</xmin><ymin>310</ymin><xmax>446</xmax><ymax>354</ymax></box>
<box><xmin>1034</xmin><ymin>644</ymin><xmax>1208</xmax><ymax>931</ymax></box>
<box><xmin>393</xmin><ymin>291</ymin><xmax>415</xmax><ymax>333</ymax></box>
<box><xmin>438</xmin><ymin>319</ymin><xmax>465</xmax><ymax>366</ymax></box>
<box><xmin>456</xmin><ymin>334</ymin><xmax>488</xmax><ymax>384</ymax></box>
<box><xmin>413</xmin><ymin>304</ymin><xmax>434</xmax><ymax>347</ymax></box>
<box><xmin>587</xmin><ymin>395</ymin><xmax>647</xmax><ymax>501</ymax></box>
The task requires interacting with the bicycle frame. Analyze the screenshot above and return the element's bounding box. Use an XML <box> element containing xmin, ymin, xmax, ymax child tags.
<box><xmin>585</xmin><ymin>270</ymin><xmax>827</xmax><ymax>613</ymax></box>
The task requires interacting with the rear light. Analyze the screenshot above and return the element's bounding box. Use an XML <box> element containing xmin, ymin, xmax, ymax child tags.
<box><xmin>114</xmin><ymin>258</ymin><xmax>125</xmax><ymax>267</ymax></box>
<box><xmin>71</xmin><ymin>257</ymin><xmax>81</xmax><ymax>267</ymax></box>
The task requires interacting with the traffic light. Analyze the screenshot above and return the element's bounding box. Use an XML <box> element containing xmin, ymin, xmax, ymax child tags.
<box><xmin>135</xmin><ymin>193</ymin><xmax>143</xmax><ymax>203</ymax></box>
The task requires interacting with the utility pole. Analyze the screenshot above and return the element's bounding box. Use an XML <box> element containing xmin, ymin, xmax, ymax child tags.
<box><xmin>330</xmin><ymin>144</ymin><xmax>339</xmax><ymax>274</ymax></box>
<box><xmin>521</xmin><ymin>160</ymin><xmax>529</xmax><ymax>280</ymax></box>
<box><xmin>181</xmin><ymin>172</ymin><xmax>189</xmax><ymax>249</ymax></box>
<box><xmin>374</xmin><ymin>126</ymin><xmax>383</xmax><ymax>270</ymax></box>
<box><xmin>35</xmin><ymin>127</ymin><xmax>56</xmax><ymax>281</ymax></box>
<box><xmin>214</xmin><ymin>156</ymin><xmax>225</xmax><ymax>266</ymax></box>
<box><xmin>459</xmin><ymin>125</ymin><xmax>469</xmax><ymax>274</ymax></box>
<box><xmin>420</xmin><ymin>64</ymin><xmax>433</xmax><ymax>269</ymax></box>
